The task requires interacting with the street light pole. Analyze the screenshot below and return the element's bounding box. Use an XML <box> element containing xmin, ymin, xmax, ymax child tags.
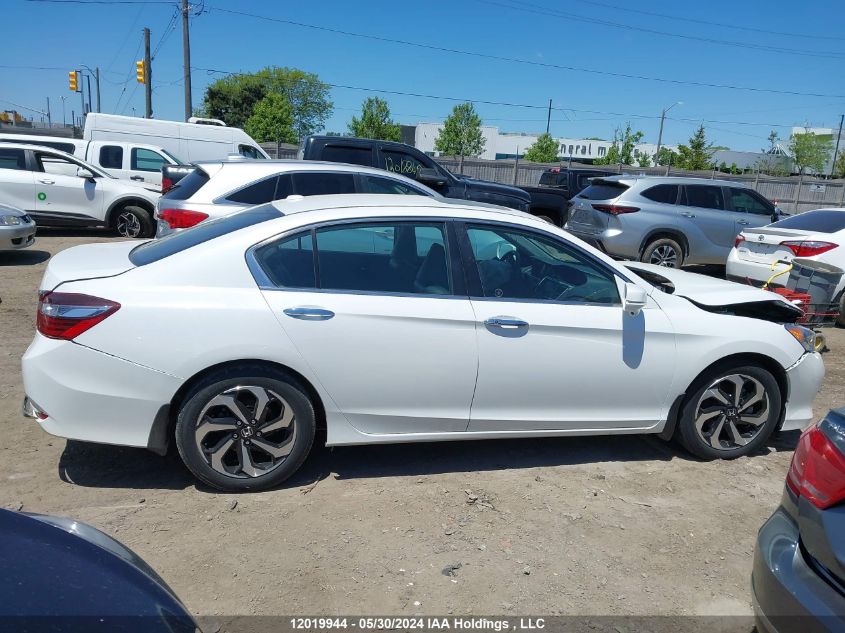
<box><xmin>655</xmin><ymin>101</ymin><xmax>682</xmax><ymax>164</ymax></box>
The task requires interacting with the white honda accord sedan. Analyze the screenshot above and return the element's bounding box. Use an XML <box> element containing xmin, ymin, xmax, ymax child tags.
<box><xmin>22</xmin><ymin>195</ymin><xmax>824</xmax><ymax>491</ymax></box>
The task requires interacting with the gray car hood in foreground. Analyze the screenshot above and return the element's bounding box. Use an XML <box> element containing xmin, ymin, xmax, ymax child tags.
<box><xmin>623</xmin><ymin>262</ymin><xmax>801</xmax><ymax>314</ymax></box>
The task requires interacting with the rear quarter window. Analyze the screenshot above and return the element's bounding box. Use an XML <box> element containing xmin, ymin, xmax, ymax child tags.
<box><xmin>577</xmin><ymin>182</ymin><xmax>629</xmax><ymax>200</ymax></box>
<box><xmin>129</xmin><ymin>204</ymin><xmax>282</xmax><ymax>266</ymax></box>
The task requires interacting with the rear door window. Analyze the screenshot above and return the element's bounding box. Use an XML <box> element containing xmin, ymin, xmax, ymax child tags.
<box><xmin>641</xmin><ymin>184</ymin><xmax>679</xmax><ymax>204</ymax></box>
<box><xmin>292</xmin><ymin>172</ymin><xmax>356</xmax><ymax>196</ymax></box>
<box><xmin>99</xmin><ymin>145</ymin><xmax>123</xmax><ymax>169</ymax></box>
<box><xmin>576</xmin><ymin>182</ymin><xmax>629</xmax><ymax>200</ymax></box>
<box><xmin>321</xmin><ymin>144</ymin><xmax>373</xmax><ymax>167</ymax></box>
<box><xmin>161</xmin><ymin>169</ymin><xmax>209</xmax><ymax>201</ymax></box>
<box><xmin>683</xmin><ymin>185</ymin><xmax>724</xmax><ymax>210</ymax></box>
<box><xmin>226</xmin><ymin>176</ymin><xmax>279</xmax><ymax>205</ymax></box>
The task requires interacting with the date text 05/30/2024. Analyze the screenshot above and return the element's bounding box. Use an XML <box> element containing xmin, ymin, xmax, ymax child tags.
<box><xmin>289</xmin><ymin>618</ymin><xmax>546</xmax><ymax>631</ymax></box>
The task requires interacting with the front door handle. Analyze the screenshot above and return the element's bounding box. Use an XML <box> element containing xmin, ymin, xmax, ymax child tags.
<box><xmin>130</xmin><ymin>175</ymin><xmax>145</xmax><ymax>181</ymax></box>
<box><xmin>283</xmin><ymin>307</ymin><xmax>335</xmax><ymax>321</ymax></box>
<box><xmin>680</xmin><ymin>212</ymin><xmax>696</xmax><ymax>218</ymax></box>
<box><xmin>38</xmin><ymin>179</ymin><xmax>54</xmax><ymax>185</ymax></box>
<box><xmin>484</xmin><ymin>316</ymin><xmax>529</xmax><ymax>329</ymax></box>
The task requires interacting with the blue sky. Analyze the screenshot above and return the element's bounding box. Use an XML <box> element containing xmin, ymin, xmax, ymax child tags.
<box><xmin>2</xmin><ymin>0</ymin><xmax>844</xmax><ymax>151</ymax></box>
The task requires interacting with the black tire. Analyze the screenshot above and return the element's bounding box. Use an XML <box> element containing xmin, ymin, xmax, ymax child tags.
<box><xmin>174</xmin><ymin>366</ymin><xmax>316</xmax><ymax>491</ymax></box>
<box><xmin>676</xmin><ymin>364</ymin><xmax>782</xmax><ymax>460</ymax></box>
<box><xmin>113</xmin><ymin>204</ymin><xmax>154</xmax><ymax>239</ymax></box>
<box><xmin>836</xmin><ymin>292</ymin><xmax>845</xmax><ymax>328</ymax></box>
<box><xmin>641</xmin><ymin>237</ymin><xmax>684</xmax><ymax>268</ymax></box>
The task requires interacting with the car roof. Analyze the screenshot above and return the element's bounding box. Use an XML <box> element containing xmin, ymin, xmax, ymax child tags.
<box><xmin>267</xmin><ymin>193</ymin><xmax>532</xmax><ymax>220</ymax></box>
<box><xmin>595</xmin><ymin>174</ymin><xmax>750</xmax><ymax>188</ymax></box>
<box><xmin>0</xmin><ymin>142</ymin><xmax>79</xmax><ymax>158</ymax></box>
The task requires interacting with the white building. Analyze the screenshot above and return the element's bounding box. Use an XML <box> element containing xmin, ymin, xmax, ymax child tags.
<box><xmin>413</xmin><ymin>122</ymin><xmax>675</xmax><ymax>163</ymax></box>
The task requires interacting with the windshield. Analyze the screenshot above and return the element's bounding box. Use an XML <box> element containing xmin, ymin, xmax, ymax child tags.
<box><xmin>160</xmin><ymin>148</ymin><xmax>185</xmax><ymax>165</ymax></box>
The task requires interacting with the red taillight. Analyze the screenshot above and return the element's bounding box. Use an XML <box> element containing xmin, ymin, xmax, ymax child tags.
<box><xmin>159</xmin><ymin>208</ymin><xmax>209</xmax><ymax>229</ymax></box>
<box><xmin>786</xmin><ymin>421</ymin><xmax>845</xmax><ymax>510</ymax></box>
<box><xmin>591</xmin><ymin>203</ymin><xmax>640</xmax><ymax>215</ymax></box>
<box><xmin>161</xmin><ymin>175</ymin><xmax>174</xmax><ymax>194</ymax></box>
<box><xmin>37</xmin><ymin>292</ymin><xmax>120</xmax><ymax>340</ymax></box>
<box><xmin>734</xmin><ymin>235</ymin><xmax>746</xmax><ymax>248</ymax></box>
<box><xmin>779</xmin><ymin>240</ymin><xmax>838</xmax><ymax>257</ymax></box>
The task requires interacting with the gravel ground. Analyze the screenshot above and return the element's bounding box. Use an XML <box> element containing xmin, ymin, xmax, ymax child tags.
<box><xmin>1</xmin><ymin>231</ymin><xmax>842</xmax><ymax>620</ymax></box>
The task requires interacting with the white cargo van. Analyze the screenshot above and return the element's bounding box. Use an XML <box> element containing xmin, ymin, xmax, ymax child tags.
<box><xmin>83</xmin><ymin>113</ymin><xmax>269</xmax><ymax>162</ymax></box>
<box><xmin>0</xmin><ymin>133</ymin><xmax>180</xmax><ymax>188</ymax></box>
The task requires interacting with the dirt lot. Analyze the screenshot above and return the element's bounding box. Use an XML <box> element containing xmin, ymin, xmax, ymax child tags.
<box><xmin>1</xmin><ymin>232</ymin><xmax>843</xmax><ymax>620</ymax></box>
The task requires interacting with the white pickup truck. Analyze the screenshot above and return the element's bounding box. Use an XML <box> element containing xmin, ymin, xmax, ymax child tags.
<box><xmin>0</xmin><ymin>134</ymin><xmax>181</xmax><ymax>188</ymax></box>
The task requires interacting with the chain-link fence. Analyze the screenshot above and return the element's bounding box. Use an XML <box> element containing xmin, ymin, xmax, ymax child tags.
<box><xmin>261</xmin><ymin>143</ymin><xmax>845</xmax><ymax>214</ymax></box>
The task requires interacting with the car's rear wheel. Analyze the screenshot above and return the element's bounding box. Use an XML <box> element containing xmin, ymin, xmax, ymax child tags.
<box><xmin>114</xmin><ymin>205</ymin><xmax>154</xmax><ymax>239</ymax></box>
<box><xmin>174</xmin><ymin>367</ymin><xmax>316</xmax><ymax>491</ymax></box>
<box><xmin>642</xmin><ymin>237</ymin><xmax>684</xmax><ymax>268</ymax></box>
<box><xmin>676</xmin><ymin>364</ymin><xmax>782</xmax><ymax>459</ymax></box>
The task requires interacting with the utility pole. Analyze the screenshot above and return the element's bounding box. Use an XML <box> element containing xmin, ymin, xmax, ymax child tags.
<box><xmin>181</xmin><ymin>0</ymin><xmax>193</xmax><ymax>121</ymax></box>
<box><xmin>95</xmin><ymin>67</ymin><xmax>101</xmax><ymax>113</ymax></box>
<box><xmin>77</xmin><ymin>70</ymin><xmax>85</xmax><ymax>119</ymax></box>
<box><xmin>60</xmin><ymin>96</ymin><xmax>66</xmax><ymax>126</ymax></box>
<box><xmin>86</xmin><ymin>74</ymin><xmax>92</xmax><ymax>115</ymax></box>
<box><xmin>546</xmin><ymin>98</ymin><xmax>552</xmax><ymax>134</ymax></box>
<box><xmin>143</xmin><ymin>27</ymin><xmax>153</xmax><ymax>118</ymax></box>
<box><xmin>831</xmin><ymin>114</ymin><xmax>844</xmax><ymax>178</ymax></box>
<box><xmin>46</xmin><ymin>97</ymin><xmax>51</xmax><ymax>126</ymax></box>
<box><xmin>655</xmin><ymin>101</ymin><xmax>682</xmax><ymax>165</ymax></box>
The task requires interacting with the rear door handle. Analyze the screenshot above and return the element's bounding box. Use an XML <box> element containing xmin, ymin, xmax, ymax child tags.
<box><xmin>130</xmin><ymin>176</ymin><xmax>145</xmax><ymax>181</ymax></box>
<box><xmin>737</xmin><ymin>219</ymin><xmax>750</xmax><ymax>225</ymax></box>
<box><xmin>38</xmin><ymin>179</ymin><xmax>54</xmax><ymax>185</ymax></box>
<box><xmin>680</xmin><ymin>212</ymin><xmax>696</xmax><ymax>218</ymax></box>
<box><xmin>283</xmin><ymin>307</ymin><xmax>335</xmax><ymax>321</ymax></box>
<box><xmin>484</xmin><ymin>316</ymin><xmax>529</xmax><ymax>329</ymax></box>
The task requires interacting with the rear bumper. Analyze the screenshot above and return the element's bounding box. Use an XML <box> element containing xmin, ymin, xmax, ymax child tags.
<box><xmin>752</xmin><ymin>506</ymin><xmax>845</xmax><ymax>632</ymax></box>
<box><xmin>21</xmin><ymin>334</ymin><xmax>182</xmax><ymax>448</ymax></box>
<box><xmin>564</xmin><ymin>224</ymin><xmax>638</xmax><ymax>259</ymax></box>
<box><xmin>726</xmin><ymin>250</ymin><xmax>783</xmax><ymax>286</ymax></box>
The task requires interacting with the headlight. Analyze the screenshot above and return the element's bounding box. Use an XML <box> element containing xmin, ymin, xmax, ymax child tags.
<box><xmin>785</xmin><ymin>324</ymin><xmax>817</xmax><ymax>353</ymax></box>
<box><xmin>0</xmin><ymin>215</ymin><xmax>22</xmax><ymax>226</ymax></box>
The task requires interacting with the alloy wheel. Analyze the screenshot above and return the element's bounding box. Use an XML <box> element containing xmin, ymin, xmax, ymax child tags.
<box><xmin>693</xmin><ymin>374</ymin><xmax>770</xmax><ymax>450</ymax></box>
<box><xmin>116</xmin><ymin>211</ymin><xmax>142</xmax><ymax>238</ymax></box>
<box><xmin>194</xmin><ymin>385</ymin><xmax>297</xmax><ymax>479</ymax></box>
<box><xmin>649</xmin><ymin>244</ymin><xmax>678</xmax><ymax>267</ymax></box>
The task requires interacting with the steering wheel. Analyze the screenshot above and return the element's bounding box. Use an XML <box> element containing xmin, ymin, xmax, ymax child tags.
<box><xmin>495</xmin><ymin>243</ymin><xmax>520</xmax><ymax>266</ymax></box>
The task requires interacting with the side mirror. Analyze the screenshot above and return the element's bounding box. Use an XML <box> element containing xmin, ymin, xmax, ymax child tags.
<box><xmin>77</xmin><ymin>167</ymin><xmax>95</xmax><ymax>180</ymax></box>
<box><xmin>417</xmin><ymin>167</ymin><xmax>446</xmax><ymax>186</ymax></box>
<box><xmin>623</xmin><ymin>282</ymin><xmax>648</xmax><ymax>316</ymax></box>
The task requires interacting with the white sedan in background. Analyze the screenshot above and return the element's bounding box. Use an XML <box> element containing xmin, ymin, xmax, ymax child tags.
<box><xmin>727</xmin><ymin>208</ymin><xmax>845</xmax><ymax>324</ymax></box>
<box><xmin>22</xmin><ymin>195</ymin><xmax>823</xmax><ymax>491</ymax></box>
<box><xmin>0</xmin><ymin>203</ymin><xmax>36</xmax><ymax>251</ymax></box>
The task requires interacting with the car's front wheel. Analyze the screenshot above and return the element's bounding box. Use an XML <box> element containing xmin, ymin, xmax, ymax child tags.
<box><xmin>174</xmin><ymin>367</ymin><xmax>316</xmax><ymax>491</ymax></box>
<box><xmin>642</xmin><ymin>237</ymin><xmax>684</xmax><ymax>268</ymax></box>
<box><xmin>676</xmin><ymin>364</ymin><xmax>782</xmax><ymax>459</ymax></box>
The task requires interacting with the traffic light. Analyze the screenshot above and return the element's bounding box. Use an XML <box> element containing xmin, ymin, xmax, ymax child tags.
<box><xmin>135</xmin><ymin>60</ymin><xmax>146</xmax><ymax>84</ymax></box>
<box><xmin>68</xmin><ymin>70</ymin><xmax>79</xmax><ymax>92</ymax></box>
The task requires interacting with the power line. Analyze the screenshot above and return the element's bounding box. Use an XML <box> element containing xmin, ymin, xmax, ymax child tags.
<box><xmin>194</xmin><ymin>68</ymin><xmax>825</xmax><ymax>132</ymax></box>
<box><xmin>26</xmin><ymin>0</ymin><xmax>176</xmax><ymax>4</ymax></box>
<box><xmin>204</xmin><ymin>6</ymin><xmax>845</xmax><ymax>99</ymax></box>
<box><xmin>569</xmin><ymin>0</ymin><xmax>845</xmax><ymax>42</ymax></box>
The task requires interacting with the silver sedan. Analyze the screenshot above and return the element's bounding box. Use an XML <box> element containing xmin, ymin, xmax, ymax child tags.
<box><xmin>0</xmin><ymin>203</ymin><xmax>36</xmax><ymax>251</ymax></box>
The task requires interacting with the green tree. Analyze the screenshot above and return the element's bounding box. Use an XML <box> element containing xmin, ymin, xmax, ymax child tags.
<box><xmin>347</xmin><ymin>97</ymin><xmax>401</xmax><ymax>141</ymax></box>
<box><xmin>654</xmin><ymin>146</ymin><xmax>679</xmax><ymax>167</ymax></box>
<box><xmin>636</xmin><ymin>151</ymin><xmax>651</xmax><ymax>167</ymax></box>
<box><xmin>434</xmin><ymin>102</ymin><xmax>486</xmax><ymax>158</ymax></box>
<box><xmin>834</xmin><ymin>151</ymin><xmax>845</xmax><ymax>178</ymax></box>
<box><xmin>594</xmin><ymin>123</ymin><xmax>643</xmax><ymax>165</ymax></box>
<box><xmin>676</xmin><ymin>125</ymin><xmax>714</xmax><ymax>170</ymax></box>
<box><xmin>523</xmin><ymin>132</ymin><xmax>559</xmax><ymax>163</ymax></box>
<box><xmin>244</xmin><ymin>93</ymin><xmax>296</xmax><ymax>145</ymax></box>
<box><xmin>202</xmin><ymin>66</ymin><xmax>333</xmax><ymax>138</ymax></box>
<box><xmin>789</xmin><ymin>129</ymin><xmax>833</xmax><ymax>175</ymax></box>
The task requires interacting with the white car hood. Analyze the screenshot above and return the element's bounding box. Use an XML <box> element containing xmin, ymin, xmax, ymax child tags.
<box><xmin>623</xmin><ymin>262</ymin><xmax>793</xmax><ymax>307</ymax></box>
